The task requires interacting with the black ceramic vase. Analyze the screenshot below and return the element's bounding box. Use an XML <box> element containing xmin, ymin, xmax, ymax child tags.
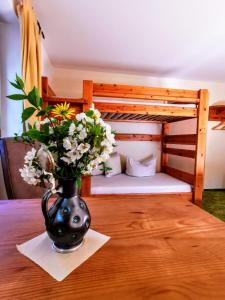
<box><xmin>42</xmin><ymin>180</ymin><xmax>91</xmax><ymax>253</ymax></box>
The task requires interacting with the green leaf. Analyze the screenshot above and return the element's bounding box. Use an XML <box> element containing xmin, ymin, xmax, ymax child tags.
<box><xmin>28</xmin><ymin>123</ymin><xmax>33</xmax><ymax>130</ymax></box>
<box><xmin>27</xmin><ymin>87</ymin><xmax>40</xmax><ymax>108</ymax></box>
<box><xmin>76</xmin><ymin>177</ymin><xmax>81</xmax><ymax>189</ymax></box>
<box><xmin>42</xmin><ymin>123</ymin><xmax>49</xmax><ymax>134</ymax></box>
<box><xmin>9</xmin><ymin>81</ymin><xmax>21</xmax><ymax>90</ymax></box>
<box><xmin>22</xmin><ymin>107</ymin><xmax>36</xmax><ymax>122</ymax></box>
<box><xmin>86</xmin><ymin>110</ymin><xmax>94</xmax><ymax>117</ymax></box>
<box><xmin>36</xmin><ymin>109</ymin><xmax>46</xmax><ymax>117</ymax></box>
<box><xmin>25</xmin><ymin>129</ymin><xmax>40</xmax><ymax>140</ymax></box>
<box><xmin>7</xmin><ymin>94</ymin><xmax>26</xmax><ymax>100</ymax></box>
<box><xmin>16</xmin><ymin>74</ymin><xmax>24</xmax><ymax>90</ymax></box>
<box><xmin>46</xmin><ymin>105</ymin><xmax>55</xmax><ymax>112</ymax></box>
<box><xmin>39</xmin><ymin>97</ymin><xmax>43</xmax><ymax>107</ymax></box>
<box><xmin>34</xmin><ymin>87</ymin><xmax>41</xmax><ymax>107</ymax></box>
<box><xmin>14</xmin><ymin>133</ymin><xmax>19</xmax><ymax>142</ymax></box>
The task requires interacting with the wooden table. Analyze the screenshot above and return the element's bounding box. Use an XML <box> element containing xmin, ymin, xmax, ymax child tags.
<box><xmin>1</xmin><ymin>196</ymin><xmax>225</xmax><ymax>300</ymax></box>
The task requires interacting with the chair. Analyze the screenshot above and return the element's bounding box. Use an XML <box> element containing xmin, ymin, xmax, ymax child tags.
<box><xmin>0</xmin><ymin>138</ymin><xmax>45</xmax><ymax>199</ymax></box>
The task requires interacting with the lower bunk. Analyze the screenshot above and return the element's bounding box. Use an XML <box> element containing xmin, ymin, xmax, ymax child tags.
<box><xmin>90</xmin><ymin>173</ymin><xmax>193</xmax><ymax>201</ymax></box>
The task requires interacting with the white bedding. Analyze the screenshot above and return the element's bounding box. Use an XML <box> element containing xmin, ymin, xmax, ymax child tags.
<box><xmin>94</xmin><ymin>98</ymin><xmax>196</xmax><ymax>108</ymax></box>
<box><xmin>91</xmin><ymin>173</ymin><xmax>192</xmax><ymax>194</ymax></box>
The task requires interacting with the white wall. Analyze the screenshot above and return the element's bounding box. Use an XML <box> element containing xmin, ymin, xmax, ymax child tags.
<box><xmin>108</xmin><ymin>121</ymin><xmax>162</xmax><ymax>172</ymax></box>
<box><xmin>0</xmin><ymin>21</ymin><xmax>22</xmax><ymax>199</ymax></box>
<box><xmin>42</xmin><ymin>45</ymin><xmax>54</xmax><ymax>85</ymax></box>
<box><xmin>0</xmin><ymin>21</ymin><xmax>22</xmax><ymax>137</ymax></box>
<box><xmin>42</xmin><ymin>66</ymin><xmax>225</xmax><ymax>189</ymax></box>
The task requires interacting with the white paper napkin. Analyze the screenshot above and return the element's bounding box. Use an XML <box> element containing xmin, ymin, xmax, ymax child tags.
<box><xmin>17</xmin><ymin>229</ymin><xmax>110</xmax><ymax>281</ymax></box>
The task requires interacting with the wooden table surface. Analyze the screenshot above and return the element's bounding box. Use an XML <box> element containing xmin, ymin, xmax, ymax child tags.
<box><xmin>1</xmin><ymin>196</ymin><xmax>225</xmax><ymax>300</ymax></box>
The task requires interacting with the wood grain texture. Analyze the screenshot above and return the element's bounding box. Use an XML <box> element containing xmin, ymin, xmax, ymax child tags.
<box><xmin>95</xmin><ymin>102</ymin><xmax>197</xmax><ymax>117</ymax></box>
<box><xmin>164</xmin><ymin>147</ymin><xmax>196</xmax><ymax>159</ymax></box>
<box><xmin>83</xmin><ymin>80</ymin><xmax>93</xmax><ymax>111</ymax></box>
<box><xmin>209</xmin><ymin>105</ymin><xmax>225</xmax><ymax>121</ymax></box>
<box><xmin>115</xmin><ymin>133</ymin><xmax>161</xmax><ymax>141</ymax></box>
<box><xmin>164</xmin><ymin>166</ymin><xmax>194</xmax><ymax>185</ymax></box>
<box><xmin>93</xmin><ymin>83</ymin><xmax>199</xmax><ymax>102</ymax></box>
<box><xmin>41</xmin><ymin>76</ymin><xmax>48</xmax><ymax>97</ymax></box>
<box><xmin>161</xmin><ymin>123</ymin><xmax>169</xmax><ymax>172</ymax></box>
<box><xmin>194</xmin><ymin>90</ymin><xmax>209</xmax><ymax>206</ymax></box>
<box><xmin>90</xmin><ymin>193</ymin><xmax>193</xmax><ymax>201</ymax></box>
<box><xmin>43</xmin><ymin>96</ymin><xmax>84</xmax><ymax>104</ymax></box>
<box><xmin>164</xmin><ymin>134</ymin><xmax>197</xmax><ymax>145</ymax></box>
<box><xmin>81</xmin><ymin>81</ymin><xmax>93</xmax><ymax>196</ymax></box>
<box><xmin>1</xmin><ymin>197</ymin><xmax>225</xmax><ymax>300</ymax></box>
<box><xmin>81</xmin><ymin>175</ymin><xmax>91</xmax><ymax>197</ymax></box>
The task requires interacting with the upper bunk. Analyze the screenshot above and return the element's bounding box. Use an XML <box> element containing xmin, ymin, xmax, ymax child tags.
<box><xmin>42</xmin><ymin>77</ymin><xmax>208</xmax><ymax>124</ymax></box>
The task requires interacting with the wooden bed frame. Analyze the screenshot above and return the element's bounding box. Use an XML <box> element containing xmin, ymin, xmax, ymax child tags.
<box><xmin>41</xmin><ymin>77</ymin><xmax>209</xmax><ymax>206</ymax></box>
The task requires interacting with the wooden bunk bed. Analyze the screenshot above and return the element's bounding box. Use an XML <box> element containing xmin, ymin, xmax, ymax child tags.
<box><xmin>41</xmin><ymin>77</ymin><xmax>209</xmax><ymax>206</ymax></box>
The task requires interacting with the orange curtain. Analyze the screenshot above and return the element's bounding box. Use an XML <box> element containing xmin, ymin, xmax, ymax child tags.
<box><xmin>16</xmin><ymin>0</ymin><xmax>42</xmax><ymax>100</ymax></box>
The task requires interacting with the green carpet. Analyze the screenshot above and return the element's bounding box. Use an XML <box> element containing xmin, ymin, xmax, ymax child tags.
<box><xmin>202</xmin><ymin>190</ymin><xmax>225</xmax><ymax>221</ymax></box>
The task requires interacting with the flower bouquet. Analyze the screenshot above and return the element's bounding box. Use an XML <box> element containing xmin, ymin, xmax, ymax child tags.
<box><xmin>7</xmin><ymin>75</ymin><xmax>115</xmax><ymax>252</ymax></box>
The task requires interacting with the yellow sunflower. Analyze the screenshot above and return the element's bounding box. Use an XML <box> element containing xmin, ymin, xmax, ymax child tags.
<box><xmin>51</xmin><ymin>103</ymin><xmax>76</xmax><ymax>120</ymax></box>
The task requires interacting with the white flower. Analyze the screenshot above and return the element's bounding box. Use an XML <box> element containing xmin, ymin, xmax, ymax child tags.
<box><xmin>24</xmin><ymin>148</ymin><xmax>36</xmax><ymax>164</ymax></box>
<box><xmin>90</xmin><ymin>157</ymin><xmax>103</xmax><ymax>170</ymax></box>
<box><xmin>95</xmin><ymin>118</ymin><xmax>104</xmax><ymax>125</ymax></box>
<box><xmin>92</xmin><ymin>109</ymin><xmax>101</xmax><ymax>119</ymax></box>
<box><xmin>105</xmin><ymin>123</ymin><xmax>111</xmax><ymax>131</ymax></box>
<box><xmin>63</xmin><ymin>137</ymin><xmax>72</xmax><ymax>150</ymax></box>
<box><xmin>77</xmin><ymin>143</ymin><xmax>90</xmax><ymax>154</ymax></box>
<box><xmin>78</xmin><ymin>162</ymin><xmax>84</xmax><ymax>168</ymax></box>
<box><xmin>76</xmin><ymin>112</ymin><xmax>94</xmax><ymax>124</ymax></box>
<box><xmin>69</xmin><ymin>123</ymin><xmax>76</xmax><ymax>136</ymax></box>
<box><xmin>84</xmin><ymin>115</ymin><xmax>94</xmax><ymax>124</ymax></box>
<box><xmin>71</xmin><ymin>138</ymin><xmax>78</xmax><ymax>148</ymax></box>
<box><xmin>19</xmin><ymin>165</ymin><xmax>41</xmax><ymax>185</ymax></box>
<box><xmin>60</xmin><ymin>148</ymin><xmax>83</xmax><ymax>164</ymax></box>
<box><xmin>83</xmin><ymin>163</ymin><xmax>93</xmax><ymax>175</ymax></box>
<box><xmin>77</xmin><ymin>124</ymin><xmax>83</xmax><ymax>132</ymax></box>
<box><xmin>95</xmin><ymin>156</ymin><xmax>103</xmax><ymax>164</ymax></box>
<box><xmin>78</xmin><ymin>128</ymin><xmax>87</xmax><ymax>140</ymax></box>
<box><xmin>106</xmin><ymin>131</ymin><xmax>115</xmax><ymax>142</ymax></box>
<box><xmin>60</xmin><ymin>156</ymin><xmax>72</xmax><ymax>164</ymax></box>
<box><xmin>101</xmin><ymin>139</ymin><xmax>112</xmax><ymax>148</ymax></box>
<box><xmin>76</xmin><ymin>113</ymin><xmax>86</xmax><ymax>121</ymax></box>
<box><xmin>49</xmin><ymin>127</ymin><xmax>54</xmax><ymax>134</ymax></box>
<box><xmin>100</xmin><ymin>151</ymin><xmax>110</xmax><ymax>161</ymax></box>
<box><xmin>40</xmin><ymin>118</ymin><xmax>50</xmax><ymax>125</ymax></box>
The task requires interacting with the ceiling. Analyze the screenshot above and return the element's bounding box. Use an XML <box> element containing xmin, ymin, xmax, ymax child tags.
<box><xmin>33</xmin><ymin>0</ymin><xmax>225</xmax><ymax>81</ymax></box>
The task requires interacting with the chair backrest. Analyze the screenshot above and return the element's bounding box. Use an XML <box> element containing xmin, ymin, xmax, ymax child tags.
<box><xmin>0</xmin><ymin>138</ymin><xmax>45</xmax><ymax>199</ymax></box>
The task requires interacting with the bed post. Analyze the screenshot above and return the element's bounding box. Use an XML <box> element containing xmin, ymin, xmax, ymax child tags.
<box><xmin>193</xmin><ymin>89</ymin><xmax>209</xmax><ymax>206</ymax></box>
<box><xmin>41</xmin><ymin>76</ymin><xmax>48</xmax><ymax>97</ymax></box>
<box><xmin>161</xmin><ymin>123</ymin><xmax>169</xmax><ymax>172</ymax></box>
<box><xmin>82</xmin><ymin>80</ymin><xmax>93</xmax><ymax>111</ymax></box>
<box><xmin>81</xmin><ymin>80</ymin><xmax>93</xmax><ymax>197</ymax></box>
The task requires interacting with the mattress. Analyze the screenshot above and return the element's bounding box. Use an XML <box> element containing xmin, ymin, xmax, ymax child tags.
<box><xmin>91</xmin><ymin>173</ymin><xmax>192</xmax><ymax>194</ymax></box>
<box><xmin>93</xmin><ymin>98</ymin><xmax>196</xmax><ymax>108</ymax></box>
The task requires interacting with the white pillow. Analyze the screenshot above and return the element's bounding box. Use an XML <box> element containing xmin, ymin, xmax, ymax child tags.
<box><xmin>105</xmin><ymin>152</ymin><xmax>122</xmax><ymax>177</ymax></box>
<box><xmin>91</xmin><ymin>163</ymin><xmax>104</xmax><ymax>176</ymax></box>
<box><xmin>126</xmin><ymin>156</ymin><xmax>157</xmax><ymax>177</ymax></box>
